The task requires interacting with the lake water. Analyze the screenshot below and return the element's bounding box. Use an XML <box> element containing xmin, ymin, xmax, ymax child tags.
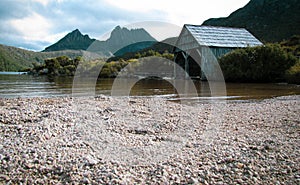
<box><xmin>0</xmin><ymin>74</ymin><xmax>299</xmax><ymax>100</ymax></box>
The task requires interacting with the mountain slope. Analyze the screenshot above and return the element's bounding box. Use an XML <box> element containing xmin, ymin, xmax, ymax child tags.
<box><xmin>107</xmin><ymin>26</ymin><xmax>156</xmax><ymax>50</ymax></box>
<box><xmin>44</xmin><ymin>26</ymin><xmax>157</xmax><ymax>57</ymax></box>
<box><xmin>44</xmin><ymin>29</ymin><xmax>95</xmax><ymax>52</ymax></box>
<box><xmin>113</xmin><ymin>41</ymin><xmax>156</xmax><ymax>57</ymax></box>
<box><xmin>0</xmin><ymin>26</ymin><xmax>158</xmax><ymax>71</ymax></box>
<box><xmin>0</xmin><ymin>44</ymin><xmax>35</xmax><ymax>71</ymax></box>
<box><xmin>86</xmin><ymin>26</ymin><xmax>157</xmax><ymax>56</ymax></box>
<box><xmin>108</xmin><ymin>37</ymin><xmax>178</xmax><ymax>61</ymax></box>
<box><xmin>0</xmin><ymin>44</ymin><xmax>87</xmax><ymax>71</ymax></box>
<box><xmin>112</xmin><ymin>35</ymin><xmax>178</xmax><ymax>57</ymax></box>
<box><xmin>202</xmin><ymin>0</ymin><xmax>300</xmax><ymax>42</ymax></box>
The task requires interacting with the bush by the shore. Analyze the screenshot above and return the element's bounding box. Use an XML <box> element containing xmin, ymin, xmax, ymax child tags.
<box><xmin>30</xmin><ymin>50</ymin><xmax>174</xmax><ymax>78</ymax></box>
<box><xmin>219</xmin><ymin>44</ymin><xmax>298</xmax><ymax>82</ymax></box>
<box><xmin>31</xmin><ymin>56</ymin><xmax>129</xmax><ymax>78</ymax></box>
<box><xmin>285</xmin><ymin>61</ymin><xmax>300</xmax><ymax>84</ymax></box>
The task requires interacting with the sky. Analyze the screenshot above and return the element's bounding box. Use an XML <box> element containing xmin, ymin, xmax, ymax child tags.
<box><xmin>0</xmin><ymin>0</ymin><xmax>250</xmax><ymax>51</ymax></box>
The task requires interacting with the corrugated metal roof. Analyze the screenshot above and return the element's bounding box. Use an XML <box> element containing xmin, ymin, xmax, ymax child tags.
<box><xmin>185</xmin><ymin>24</ymin><xmax>263</xmax><ymax>48</ymax></box>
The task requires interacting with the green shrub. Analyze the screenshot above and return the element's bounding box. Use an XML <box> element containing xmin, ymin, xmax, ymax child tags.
<box><xmin>64</xmin><ymin>65</ymin><xmax>76</xmax><ymax>76</ymax></box>
<box><xmin>99</xmin><ymin>67</ymin><xmax>111</xmax><ymax>78</ymax></box>
<box><xmin>40</xmin><ymin>56</ymin><xmax>79</xmax><ymax>76</ymax></box>
<box><xmin>219</xmin><ymin>44</ymin><xmax>297</xmax><ymax>82</ymax></box>
<box><xmin>285</xmin><ymin>61</ymin><xmax>300</xmax><ymax>84</ymax></box>
<box><xmin>162</xmin><ymin>51</ymin><xmax>174</xmax><ymax>60</ymax></box>
<box><xmin>33</xmin><ymin>52</ymin><xmax>174</xmax><ymax>78</ymax></box>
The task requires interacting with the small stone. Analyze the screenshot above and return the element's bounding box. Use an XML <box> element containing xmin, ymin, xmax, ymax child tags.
<box><xmin>185</xmin><ymin>177</ymin><xmax>196</xmax><ymax>184</ymax></box>
<box><xmin>185</xmin><ymin>142</ymin><xmax>193</xmax><ymax>148</ymax></box>
<box><xmin>44</xmin><ymin>133</ymin><xmax>51</xmax><ymax>140</ymax></box>
<box><xmin>249</xmin><ymin>145</ymin><xmax>258</xmax><ymax>150</ymax></box>
<box><xmin>81</xmin><ymin>177</ymin><xmax>90</xmax><ymax>184</ymax></box>
<box><xmin>236</xmin><ymin>162</ymin><xmax>244</xmax><ymax>169</ymax></box>
<box><xmin>235</xmin><ymin>178</ymin><xmax>243</xmax><ymax>184</ymax></box>
<box><xmin>25</xmin><ymin>163</ymin><xmax>35</xmax><ymax>169</ymax></box>
<box><xmin>264</xmin><ymin>145</ymin><xmax>271</xmax><ymax>150</ymax></box>
<box><xmin>0</xmin><ymin>174</ymin><xmax>10</xmax><ymax>181</ymax></box>
<box><xmin>85</xmin><ymin>155</ymin><xmax>99</xmax><ymax>166</ymax></box>
<box><xmin>224</xmin><ymin>157</ymin><xmax>234</xmax><ymax>163</ymax></box>
<box><xmin>241</xmin><ymin>147</ymin><xmax>248</xmax><ymax>151</ymax></box>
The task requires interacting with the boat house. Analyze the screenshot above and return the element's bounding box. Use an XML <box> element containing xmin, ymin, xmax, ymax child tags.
<box><xmin>174</xmin><ymin>24</ymin><xmax>263</xmax><ymax>79</ymax></box>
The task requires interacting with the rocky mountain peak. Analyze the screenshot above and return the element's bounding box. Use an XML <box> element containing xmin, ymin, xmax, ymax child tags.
<box><xmin>44</xmin><ymin>26</ymin><xmax>157</xmax><ymax>56</ymax></box>
<box><xmin>43</xmin><ymin>29</ymin><xmax>95</xmax><ymax>52</ymax></box>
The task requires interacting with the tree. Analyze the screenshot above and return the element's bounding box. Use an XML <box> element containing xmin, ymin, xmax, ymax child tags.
<box><xmin>219</xmin><ymin>44</ymin><xmax>297</xmax><ymax>82</ymax></box>
<box><xmin>285</xmin><ymin>61</ymin><xmax>300</xmax><ymax>84</ymax></box>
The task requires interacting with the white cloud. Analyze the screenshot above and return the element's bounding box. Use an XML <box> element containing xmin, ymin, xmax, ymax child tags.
<box><xmin>10</xmin><ymin>12</ymin><xmax>54</xmax><ymax>42</ymax></box>
<box><xmin>31</xmin><ymin>0</ymin><xmax>65</xmax><ymax>6</ymax></box>
<box><xmin>104</xmin><ymin>0</ymin><xmax>250</xmax><ymax>25</ymax></box>
<box><xmin>1</xmin><ymin>0</ymin><xmax>251</xmax><ymax>50</ymax></box>
<box><xmin>45</xmin><ymin>31</ymin><xmax>69</xmax><ymax>44</ymax></box>
<box><xmin>32</xmin><ymin>0</ymin><xmax>50</xmax><ymax>6</ymax></box>
<box><xmin>124</xmin><ymin>21</ymin><xmax>182</xmax><ymax>41</ymax></box>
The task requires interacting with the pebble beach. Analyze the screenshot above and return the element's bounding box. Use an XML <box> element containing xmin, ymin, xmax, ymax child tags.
<box><xmin>0</xmin><ymin>95</ymin><xmax>299</xmax><ymax>184</ymax></box>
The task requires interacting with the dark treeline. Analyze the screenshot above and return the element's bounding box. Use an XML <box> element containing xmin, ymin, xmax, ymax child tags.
<box><xmin>30</xmin><ymin>50</ymin><xmax>174</xmax><ymax>78</ymax></box>
<box><xmin>31</xmin><ymin>36</ymin><xmax>300</xmax><ymax>84</ymax></box>
<box><xmin>219</xmin><ymin>35</ymin><xmax>300</xmax><ymax>84</ymax></box>
<box><xmin>220</xmin><ymin>44</ymin><xmax>298</xmax><ymax>83</ymax></box>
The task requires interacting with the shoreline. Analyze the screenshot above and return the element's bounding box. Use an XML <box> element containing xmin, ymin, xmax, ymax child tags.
<box><xmin>0</xmin><ymin>95</ymin><xmax>299</xmax><ymax>184</ymax></box>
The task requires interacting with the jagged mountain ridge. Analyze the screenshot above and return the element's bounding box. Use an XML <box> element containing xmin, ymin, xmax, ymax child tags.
<box><xmin>0</xmin><ymin>26</ymin><xmax>158</xmax><ymax>71</ymax></box>
<box><xmin>44</xmin><ymin>26</ymin><xmax>157</xmax><ymax>56</ymax></box>
<box><xmin>202</xmin><ymin>0</ymin><xmax>300</xmax><ymax>42</ymax></box>
<box><xmin>108</xmin><ymin>26</ymin><xmax>156</xmax><ymax>50</ymax></box>
<box><xmin>44</xmin><ymin>29</ymin><xmax>95</xmax><ymax>52</ymax></box>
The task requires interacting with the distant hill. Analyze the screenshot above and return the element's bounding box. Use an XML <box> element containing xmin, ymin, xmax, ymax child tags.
<box><xmin>148</xmin><ymin>37</ymin><xmax>178</xmax><ymax>53</ymax></box>
<box><xmin>44</xmin><ymin>26</ymin><xmax>157</xmax><ymax>57</ymax></box>
<box><xmin>0</xmin><ymin>26</ymin><xmax>161</xmax><ymax>71</ymax></box>
<box><xmin>113</xmin><ymin>41</ymin><xmax>157</xmax><ymax>57</ymax></box>
<box><xmin>0</xmin><ymin>44</ymin><xmax>89</xmax><ymax>71</ymax></box>
<box><xmin>108</xmin><ymin>37</ymin><xmax>178</xmax><ymax>61</ymax></box>
<box><xmin>44</xmin><ymin>29</ymin><xmax>95</xmax><ymax>52</ymax></box>
<box><xmin>86</xmin><ymin>26</ymin><xmax>157</xmax><ymax>57</ymax></box>
<box><xmin>202</xmin><ymin>0</ymin><xmax>300</xmax><ymax>42</ymax></box>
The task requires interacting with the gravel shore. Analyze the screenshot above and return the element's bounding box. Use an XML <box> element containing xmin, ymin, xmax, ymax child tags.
<box><xmin>0</xmin><ymin>95</ymin><xmax>299</xmax><ymax>184</ymax></box>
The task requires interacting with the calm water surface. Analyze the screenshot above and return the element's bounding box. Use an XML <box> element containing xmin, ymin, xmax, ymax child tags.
<box><xmin>0</xmin><ymin>74</ymin><xmax>299</xmax><ymax>100</ymax></box>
